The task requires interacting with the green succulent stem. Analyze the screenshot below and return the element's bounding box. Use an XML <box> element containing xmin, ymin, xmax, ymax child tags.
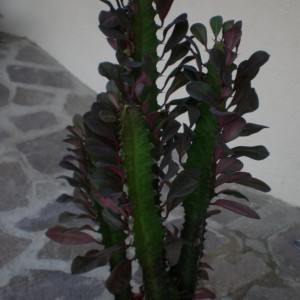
<box><xmin>131</xmin><ymin>0</ymin><xmax>160</xmax><ymax>112</ymax></box>
<box><xmin>176</xmin><ymin>103</ymin><xmax>218</xmax><ymax>297</ymax></box>
<box><xmin>121</xmin><ymin>107</ymin><xmax>170</xmax><ymax>300</ymax></box>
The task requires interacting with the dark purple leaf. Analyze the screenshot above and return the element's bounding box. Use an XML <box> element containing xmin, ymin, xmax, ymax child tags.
<box><xmin>116</xmin><ymin>51</ymin><xmax>142</xmax><ymax>68</ymax></box>
<box><xmin>209</xmin><ymin>48</ymin><xmax>225</xmax><ymax>69</ymax></box>
<box><xmin>198</xmin><ymin>269</ymin><xmax>209</xmax><ymax>280</ymax></box>
<box><xmin>194</xmin><ymin>287</ymin><xmax>216</xmax><ymax>299</ymax></box>
<box><xmin>98</xmin><ymin>62</ymin><xmax>121</xmax><ymax>81</ymax></box>
<box><xmin>163</xmin><ymin>19</ymin><xmax>189</xmax><ymax>54</ymax></box>
<box><xmin>216</xmin><ymin>157</ymin><xmax>243</xmax><ymax>175</ymax></box>
<box><xmin>99</xmin><ymin>109</ymin><xmax>117</xmax><ymax>123</ymax></box>
<box><xmin>99</xmin><ymin>26</ymin><xmax>127</xmax><ymax>40</ymax></box>
<box><xmin>240</xmin><ymin>123</ymin><xmax>268</xmax><ymax>137</ymax></box>
<box><xmin>225</xmin><ymin>48</ymin><xmax>238</xmax><ymax>66</ymax></box>
<box><xmin>234</xmin><ymin>51</ymin><xmax>270</xmax><ymax>88</ymax></box>
<box><xmin>46</xmin><ymin>225</ymin><xmax>99</xmax><ymax>245</ymax></box>
<box><xmin>56</xmin><ymin>193</ymin><xmax>73</xmax><ymax>203</ymax></box>
<box><xmin>212</xmin><ymin>199</ymin><xmax>260</xmax><ymax>219</ymax></box>
<box><xmin>232</xmin><ymin>145</ymin><xmax>270</xmax><ymax>160</ymax></box>
<box><xmin>162</xmin><ymin>13</ymin><xmax>187</xmax><ymax>43</ymax></box>
<box><xmin>215</xmin><ymin>172</ymin><xmax>252</xmax><ymax>187</ymax></box>
<box><xmin>102</xmin><ymin>209</ymin><xmax>126</xmax><ymax>230</ymax></box>
<box><xmin>238</xmin><ymin>177</ymin><xmax>271</xmax><ymax>192</ymax></box>
<box><xmin>59</xmin><ymin>160</ymin><xmax>81</xmax><ymax>173</ymax></box>
<box><xmin>162</xmin><ymin>41</ymin><xmax>190</xmax><ymax>72</ymax></box>
<box><xmin>163</xmin><ymin>160</ymin><xmax>180</xmax><ymax>182</ymax></box>
<box><xmin>222</xmin><ymin>117</ymin><xmax>246</xmax><ymax>143</ymax></box>
<box><xmin>191</xmin><ymin>23</ymin><xmax>207</xmax><ymax>47</ymax></box>
<box><xmin>210</xmin><ymin>15</ymin><xmax>223</xmax><ymax>38</ymax></box>
<box><xmin>71</xmin><ymin>245</ymin><xmax>124</xmax><ymax>274</ymax></box>
<box><xmin>231</xmin><ymin>86</ymin><xmax>259</xmax><ymax>115</ymax></box>
<box><xmin>165</xmin><ymin>71</ymin><xmax>189</xmax><ymax>101</ymax></box>
<box><xmin>210</xmin><ymin>108</ymin><xmax>238</xmax><ymax>127</ymax></box>
<box><xmin>105</xmin><ymin>259</ymin><xmax>132</xmax><ymax>295</ymax></box>
<box><xmin>218</xmin><ymin>189</ymin><xmax>248</xmax><ymax>201</ymax></box>
<box><xmin>155</xmin><ymin>0</ymin><xmax>174</xmax><ymax>25</ymax></box>
<box><xmin>186</xmin><ymin>81</ymin><xmax>219</xmax><ymax>108</ymax></box>
<box><xmin>224</xmin><ymin>23</ymin><xmax>242</xmax><ymax>50</ymax></box>
<box><xmin>99</xmin><ymin>11</ymin><xmax>119</xmax><ymax>28</ymax></box>
<box><xmin>166</xmin><ymin>169</ymin><xmax>200</xmax><ymax>212</ymax></box>
<box><xmin>57</xmin><ymin>175</ymin><xmax>84</xmax><ymax>188</ymax></box>
<box><xmin>165</xmin><ymin>238</ymin><xmax>183</xmax><ymax>266</ymax></box>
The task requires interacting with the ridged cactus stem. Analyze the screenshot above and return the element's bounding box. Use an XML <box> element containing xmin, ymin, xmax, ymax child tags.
<box><xmin>176</xmin><ymin>103</ymin><xmax>218</xmax><ymax>298</ymax></box>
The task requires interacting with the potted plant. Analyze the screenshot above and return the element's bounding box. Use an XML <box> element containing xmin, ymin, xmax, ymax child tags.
<box><xmin>47</xmin><ymin>1</ymin><xmax>270</xmax><ymax>299</ymax></box>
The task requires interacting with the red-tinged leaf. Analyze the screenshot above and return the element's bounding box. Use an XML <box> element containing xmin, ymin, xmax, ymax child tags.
<box><xmin>105</xmin><ymin>259</ymin><xmax>132</xmax><ymax>295</ymax></box>
<box><xmin>240</xmin><ymin>123</ymin><xmax>268</xmax><ymax>137</ymax></box>
<box><xmin>59</xmin><ymin>160</ymin><xmax>81</xmax><ymax>173</ymax></box>
<box><xmin>102</xmin><ymin>209</ymin><xmax>126</xmax><ymax>230</ymax></box>
<box><xmin>58</xmin><ymin>212</ymin><xmax>91</xmax><ymax>223</ymax></box>
<box><xmin>186</xmin><ymin>81</ymin><xmax>220</xmax><ymax>108</ymax></box>
<box><xmin>210</xmin><ymin>108</ymin><xmax>238</xmax><ymax>127</ymax></box>
<box><xmin>57</xmin><ymin>175</ymin><xmax>84</xmax><ymax>188</ymax></box>
<box><xmin>199</xmin><ymin>262</ymin><xmax>213</xmax><ymax>270</ymax></box>
<box><xmin>218</xmin><ymin>189</ymin><xmax>248</xmax><ymax>201</ymax></box>
<box><xmin>215</xmin><ymin>172</ymin><xmax>252</xmax><ymax>187</ymax></box>
<box><xmin>95</xmin><ymin>162</ymin><xmax>125</xmax><ymax>181</ymax></box>
<box><xmin>163</xmin><ymin>19</ymin><xmax>189</xmax><ymax>54</ymax></box>
<box><xmin>156</xmin><ymin>0</ymin><xmax>174</xmax><ymax>26</ymax></box>
<box><xmin>207</xmin><ymin>209</ymin><xmax>221</xmax><ymax>217</ymax></box>
<box><xmin>46</xmin><ymin>225</ymin><xmax>99</xmax><ymax>245</ymax></box>
<box><xmin>198</xmin><ymin>269</ymin><xmax>209</xmax><ymax>280</ymax></box>
<box><xmin>191</xmin><ymin>23</ymin><xmax>207</xmax><ymax>47</ymax></box>
<box><xmin>99</xmin><ymin>26</ymin><xmax>127</xmax><ymax>40</ymax></box>
<box><xmin>163</xmin><ymin>159</ymin><xmax>179</xmax><ymax>182</ymax></box>
<box><xmin>165</xmin><ymin>238</ymin><xmax>183</xmax><ymax>266</ymax></box>
<box><xmin>94</xmin><ymin>191</ymin><xmax>123</xmax><ymax>215</ymax></box>
<box><xmin>232</xmin><ymin>145</ymin><xmax>270</xmax><ymax>160</ymax></box>
<box><xmin>238</xmin><ymin>177</ymin><xmax>271</xmax><ymax>192</ymax></box>
<box><xmin>216</xmin><ymin>157</ymin><xmax>243</xmax><ymax>175</ymax></box>
<box><xmin>71</xmin><ymin>245</ymin><xmax>125</xmax><ymax>274</ymax></box>
<box><xmin>212</xmin><ymin>199</ymin><xmax>260</xmax><ymax>219</ymax></box>
<box><xmin>210</xmin><ymin>15</ymin><xmax>223</xmax><ymax>38</ymax></box>
<box><xmin>225</xmin><ymin>48</ymin><xmax>238</xmax><ymax>66</ymax></box>
<box><xmin>224</xmin><ymin>24</ymin><xmax>242</xmax><ymax>50</ymax></box>
<box><xmin>222</xmin><ymin>117</ymin><xmax>246</xmax><ymax>143</ymax></box>
<box><xmin>194</xmin><ymin>287</ymin><xmax>216</xmax><ymax>299</ymax></box>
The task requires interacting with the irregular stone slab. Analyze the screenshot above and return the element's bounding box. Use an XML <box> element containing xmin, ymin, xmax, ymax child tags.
<box><xmin>11</xmin><ymin>111</ymin><xmax>57</xmax><ymax>132</ymax></box>
<box><xmin>16</xmin><ymin>44</ymin><xmax>56</xmax><ymax>65</ymax></box>
<box><xmin>13</xmin><ymin>87</ymin><xmax>55</xmax><ymax>106</ymax></box>
<box><xmin>0</xmin><ymin>229</ymin><xmax>31</xmax><ymax>268</ymax></box>
<box><xmin>244</xmin><ymin>285</ymin><xmax>300</xmax><ymax>300</ymax></box>
<box><xmin>17</xmin><ymin>200</ymin><xmax>83</xmax><ymax>232</ymax></box>
<box><xmin>245</xmin><ymin>238</ymin><xmax>268</xmax><ymax>254</ymax></box>
<box><xmin>38</xmin><ymin>240</ymin><xmax>95</xmax><ymax>261</ymax></box>
<box><xmin>7</xmin><ymin>65</ymin><xmax>73</xmax><ymax>89</ymax></box>
<box><xmin>0</xmin><ymin>161</ymin><xmax>29</xmax><ymax>211</ymax></box>
<box><xmin>17</xmin><ymin>130</ymin><xmax>67</xmax><ymax>174</ymax></box>
<box><xmin>268</xmin><ymin>223</ymin><xmax>300</xmax><ymax>283</ymax></box>
<box><xmin>229</xmin><ymin>200</ymin><xmax>300</xmax><ymax>239</ymax></box>
<box><xmin>0</xmin><ymin>270</ymin><xmax>106</xmax><ymax>300</ymax></box>
<box><xmin>64</xmin><ymin>93</ymin><xmax>95</xmax><ymax>116</ymax></box>
<box><xmin>0</xmin><ymin>82</ymin><xmax>9</xmax><ymax>106</ymax></box>
<box><xmin>207</xmin><ymin>252</ymin><xmax>271</xmax><ymax>297</ymax></box>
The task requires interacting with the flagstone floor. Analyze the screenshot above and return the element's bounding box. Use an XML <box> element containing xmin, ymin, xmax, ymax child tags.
<box><xmin>0</xmin><ymin>34</ymin><xmax>299</xmax><ymax>299</ymax></box>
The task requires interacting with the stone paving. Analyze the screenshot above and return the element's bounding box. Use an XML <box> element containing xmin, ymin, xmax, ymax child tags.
<box><xmin>0</xmin><ymin>34</ymin><xmax>300</xmax><ymax>299</ymax></box>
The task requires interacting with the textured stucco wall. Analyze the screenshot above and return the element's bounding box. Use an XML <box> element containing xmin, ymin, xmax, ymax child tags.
<box><xmin>1</xmin><ymin>0</ymin><xmax>299</xmax><ymax>206</ymax></box>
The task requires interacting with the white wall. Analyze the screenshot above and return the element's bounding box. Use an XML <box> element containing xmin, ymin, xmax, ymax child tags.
<box><xmin>1</xmin><ymin>0</ymin><xmax>299</xmax><ymax>206</ymax></box>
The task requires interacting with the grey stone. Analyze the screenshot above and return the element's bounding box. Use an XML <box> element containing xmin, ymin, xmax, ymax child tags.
<box><xmin>0</xmin><ymin>53</ymin><xmax>5</xmax><ymax>59</ymax></box>
<box><xmin>17</xmin><ymin>200</ymin><xmax>83</xmax><ymax>232</ymax></box>
<box><xmin>0</xmin><ymin>229</ymin><xmax>31</xmax><ymax>268</ymax></box>
<box><xmin>268</xmin><ymin>223</ymin><xmax>300</xmax><ymax>282</ymax></box>
<box><xmin>64</xmin><ymin>93</ymin><xmax>95</xmax><ymax>116</ymax></box>
<box><xmin>0</xmin><ymin>82</ymin><xmax>9</xmax><ymax>106</ymax></box>
<box><xmin>245</xmin><ymin>238</ymin><xmax>268</xmax><ymax>254</ymax></box>
<box><xmin>11</xmin><ymin>111</ymin><xmax>57</xmax><ymax>132</ymax></box>
<box><xmin>244</xmin><ymin>285</ymin><xmax>300</xmax><ymax>300</ymax></box>
<box><xmin>16</xmin><ymin>44</ymin><xmax>56</xmax><ymax>65</ymax></box>
<box><xmin>0</xmin><ymin>161</ymin><xmax>30</xmax><ymax>211</ymax></box>
<box><xmin>7</xmin><ymin>65</ymin><xmax>73</xmax><ymax>89</ymax></box>
<box><xmin>17</xmin><ymin>130</ymin><xmax>67</xmax><ymax>174</ymax></box>
<box><xmin>37</xmin><ymin>241</ymin><xmax>95</xmax><ymax>261</ymax></box>
<box><xmin>0</xmin><ymin>270</ymin><xmax>105</xmax><ymax>300</ymax></box>
<box><xmin>207</xmin><ymin>252</ymin><xmax>271</xmax><ymax>297</ymax></box>
<box><xmin>13</xmin><ymin>87</ymin><xmax>55</xmax><ymax>106</ymax></box>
